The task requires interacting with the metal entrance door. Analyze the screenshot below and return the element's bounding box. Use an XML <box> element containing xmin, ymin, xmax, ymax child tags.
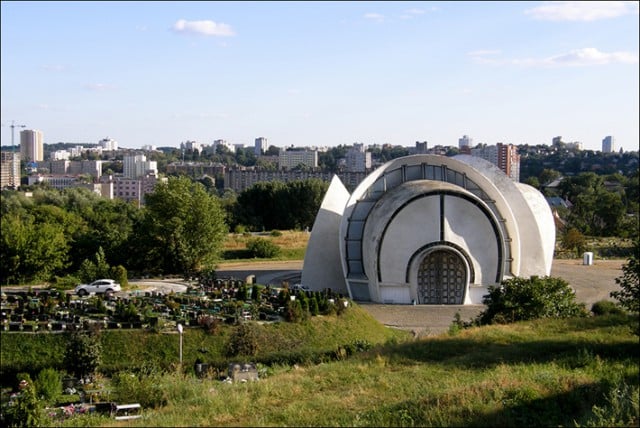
<box><xmin>417</xmin><ymin>250</ymin><xmax>466</xmax><ymax>304</ymax></box>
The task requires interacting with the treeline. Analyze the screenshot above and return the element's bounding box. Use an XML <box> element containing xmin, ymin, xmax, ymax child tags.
<box><xmin>539</xmin><ymin>171</ymin><xmax>639</xmax><ymax>238</ymax></box>
<box><xmin>0</xmin><ymin>177</ymin><xmax>327</xmax><ymax>285</ymax></box>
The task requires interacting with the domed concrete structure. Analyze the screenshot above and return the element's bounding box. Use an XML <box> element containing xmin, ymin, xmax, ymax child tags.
<box><xmin>301</xmin><ymin>154</ymin><xmax>555</xmax><ymax>305</ymax></box>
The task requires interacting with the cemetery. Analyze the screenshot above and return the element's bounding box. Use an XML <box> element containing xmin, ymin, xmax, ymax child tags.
<box><xmin>0</xmin><ymin>276</ymin><xmax>347</xmax><ymax>334</ymax></box>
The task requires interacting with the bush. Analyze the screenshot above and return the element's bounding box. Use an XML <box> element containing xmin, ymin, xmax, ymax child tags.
<box><xmin>35</xmin><ymin>368</ymin><xmax>62</xmax><ymax>404</ymax></box>
<box><xmin>63</xmin><ymin>332</ymin><xmax>102</xmax><ymax>378</ymax></box>
<box><xmin>3</xmin><ymin>375</ymin><xmax>41</xmax><ymax>428</ymax></box>
<box><xmin>591</xmin><ymin>300</ymin><xmax>626</xmax><ymax>316</ymax></box>
<box><xmin>477</xmin><ymin>276</ymin><xmax>587</xmax><ymax>325</ymax></box>
<box><xmin>610</xmin><ymin>239</ymin><xmax>639</xmax><ymax>314</ymax></box>
<box><xmin>112</xmin><ymin>370</ymin><xmax>167</xmax><ymax>409</ymax></box>
<box><xmin>246</xmin><ymin>238</ymin><xmax>281</xmax><ymax>258</ymax></box>
<box><xmin>227</xmin><ymin>323</ymin><xmax>260</xmax><ymax>357</ymax></box>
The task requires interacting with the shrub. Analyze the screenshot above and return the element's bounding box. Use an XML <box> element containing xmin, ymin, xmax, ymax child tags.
<box><xmin>63</xmin><ymin>332</ymin><xmax>102</xmax><ymax>378</ymax></box>
<box><xmin>246</xmin><ymin>238</ymin><xmax>281</xmax><ymax>258</ymax></box>
<box><xmin>112</xmin><ymin>370</ymin><xmax>167</xmax><ymax>409</ymax></box>
<box><xmin>285</xmin><ymin>299</ymin><xmax>304</xmax><ymax>323</ymax></box>
<box><xmin>227</xmin><ymin>323</ymin><xmax>260</xmax><ymax>357</ymax></box>
<box><xmin>35</xmin><ymin>368</ymin><xmax>62</xmax><ymax>404</ymax></box>
<box><xmin>591</xmin><ymin>300</ymin><xmax>626</xmax><ymax>316</ymax></box>
<box><xmin>611</xmin><ymin>239</ymin><xmax>639</xmax><ymax>314</ymax></box>
<box><xmin>477</xmin><ymin>276</ymin><xmax>587</xmax><ymax>325</ymax></box>
<box><xmin>270</xmin><ymin>230</ymin><xmax>283</xmax><ymax>237</ymax></box>
<box><xmin>3</xmin><ymin>374</ymin><xmax>41</xmax><ymax>428</ymax></box>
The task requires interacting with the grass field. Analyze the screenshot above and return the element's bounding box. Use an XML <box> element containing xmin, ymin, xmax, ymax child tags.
<box><xmin>43</xmin><ymin>313</ymin><xmax>639</xmax><ymax>427</ymax></box>
<box><xmin>222</xmin><ymin>230</ymin><xmax>310</xmax><ymax>261</ymax></box>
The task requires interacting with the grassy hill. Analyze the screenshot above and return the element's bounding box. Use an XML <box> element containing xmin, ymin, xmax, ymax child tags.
<box><xmin>7</xmin><ymin>309</ymin><xmax>635</xmax><ymax>427</ymax></box>
<box><xmin>0</xmin><ymin>304</ymin><xmax>406</xmax><ymax>383</ymax></box>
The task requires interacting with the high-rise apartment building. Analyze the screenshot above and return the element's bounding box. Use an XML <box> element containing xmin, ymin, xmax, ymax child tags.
<box><xmin>20</xmin><ymin>129</ymin><xmax>44</xmax><ymax>162</ymax></box>
<box><xmin>345</xmin><ymin>143</ymin><xmax>372</xmax><ymax>172</ymax></box>
<box><xmin>254</xmin><ymin>137</ymin><xmax>268</xmax><ymax>156</ymax></box>
<box><xmin>123</xmin><ymin>154</ymin><xmax>158</xmax><ymax>178</ymax></box>
<box><xmin>458</xmin><ymin>135</ymin><xmax>473</xmax><ymax>149</ymax></box>
<box><xmin>0</xmin><ymin>151</ymin><xmax>21</xmax><ymax>189</ymax></box>
<box><xmin>98</xmin><ymin>137</ymin><xmax>118</xmax><ymax>151</ymax></box>
<box><xmin>602</xmin><ymin>136</ymin><xmax>615</xmax><ymax>153</ymax></box>
<box><xmin>470</xmin><ymin>143</ymin><xmax>520</xmax><ymax>181</ymax></box>
<box><xmin>278</xmin><ymin>149</ymin><xmax>318</xmax><ymax>170</ymax></box>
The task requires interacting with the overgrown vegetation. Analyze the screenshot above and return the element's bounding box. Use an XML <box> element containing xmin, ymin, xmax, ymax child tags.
<box><xmin>610</xmin><ymin>238</ymin><xmax>640</xmax><ymax>315</ymax></box>
<box><xmin>14</xmin><ymin>314</ymin><xmax>637</xmax><ymax>427</ymax></box>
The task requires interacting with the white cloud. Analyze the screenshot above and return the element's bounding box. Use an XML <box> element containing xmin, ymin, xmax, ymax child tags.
<box><xmin>41</xmin><ymin>64</ymin><xmax>65</xmax><ymax>72</ymax></box>
<box><xmin>400</xmin><ymin>8</ymin><xmax>426</xmax><ymax>19</ymax></box>
<box><xmin>468</xmin><ymin>49</ymin><xmax>501</xmax><ymax>57</ymax></box>
<box><xmin>364</xmin><ymin>13</ymin><xmax>384</xmax><ymax>22</ymax></box>
<box><xmin>470</xmin><ymin>47</ymin><xmax>639</xmax><ymax>67</ymax></box>
<box><xmin>542</xmin><ymin>47</ymin><xmax>639</xmax><ymax>66</ymax></box>
<box><xmin>525</xmin><ymin>1</ymin><xmax>639</xmax><ymax>22</ymax></box>
<box><xmin>405</xmin><ymin>8</ymin><xmax>425</xmax><ymax>15</ymax></box>
<box><xmin>84</xmin><ymin>83</ymin><xmax>116</xmax><ymax>91</ymax></box>
<box><xmin>171</xmin><ymin>19</ymin><xmax>235</xmax><ymax>36</ymax></box>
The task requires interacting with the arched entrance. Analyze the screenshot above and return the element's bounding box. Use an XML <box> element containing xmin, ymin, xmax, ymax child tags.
<box><xmin>417</xmin><ymin>249</ymin><xmax>466</xmax><ymax>304</ymax></box>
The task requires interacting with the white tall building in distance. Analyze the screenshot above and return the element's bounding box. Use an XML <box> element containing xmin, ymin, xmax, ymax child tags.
<box><xmin>123</xmin><ymin>154</ymin><xmax>158</xmax><ymax>178</ymax></box>
<box><xmin>602</xmin><ymin>136</ymin><xmax>615</xmax><ymax>153</ymax></box>
<box><xmin>458</xmin><ymin>135</ymin><xmax>473</xmax><ymax>149</ymax></box>
<box><xmin>20</xmin><ymin>129</ymin><xmax>44</xmax><ymax>162</ymax></box>
<box><xmin>255</xmin><ymin>137</ymin><xmax>268</xmax><ymax>156</ymax></box>
<box><xmin>345</xmin><ymin>143</ymin><xmax>372</xmax><ymax>172</ymax></box>
<box><xmin>99</xmin><ymin>137</ymin><xmax>118</xmax><ymax>151</ymax></box>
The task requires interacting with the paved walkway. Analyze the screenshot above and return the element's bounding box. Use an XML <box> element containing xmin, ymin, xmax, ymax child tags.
<box><xmin>217</xmin><ymin>258</ymin><xmax>625</xmax><ymax>337</ymax></box>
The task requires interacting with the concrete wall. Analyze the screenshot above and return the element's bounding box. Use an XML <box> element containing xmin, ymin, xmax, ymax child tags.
<box><xmin>301</xmin><ymin>175</ymin><xmax>351</xmax><ymax>295</ymax></box>
<box><xmin>304</xmin><ymin>154</ymin><xmax>555</xmax><ymax>305</ymax></box>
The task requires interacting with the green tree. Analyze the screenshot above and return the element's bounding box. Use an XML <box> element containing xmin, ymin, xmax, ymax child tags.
<box><xmin>227</xmin><ymin>323</ymin><xmax>260</xmax><ymax>357</ymax></box>
<box><xmin>0</xmin><ymin>213</ymin><xmax>68</xmax><ymax>284</ymax></box>
<box><xmin>561</xmin><ymin>227</ymin><xmax>586</xmax><ymax>257</ymax></box>
<box><xmin>3</xmin><ymin>376</ymin><xmax>41</xmax><ymax>427</ymax></box>
<box><xmin>610</xmin><ymin>239</ymin><xmax>639</xmax><ymax>314</ymax></box>
<box><xmin>35</xmin><ymin>368</ymin><xmax>62</xmax><ymax>404</ymax></box>
<box><xmin>64</xmin><ymin>332</ymin><xmax>102</xmax><ymax>378</ymax></box>
<box><xmin>138</xmin><ymin>176</ymin><xmax>228</xmax><ymax>276</ymax></box>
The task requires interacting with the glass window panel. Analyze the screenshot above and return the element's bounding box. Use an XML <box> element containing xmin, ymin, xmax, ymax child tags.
<box><xmin>385</xmin><ymin>168</ymin><xmax>403</xmax><ymax>189</ymax></box>
<box><xmin>346</xmin><ymin>221</ymin><xmax>364</xmax><ymax>239</ymax></box>
<box><xmin>346</xmin><ymin>241</ymin><xmax>361</xmax><ymax>259</ymax></box>
<box><xmin>405</xmin><ymin>164</ymin><xmax>423</xmax><ymax>181</ymax></box>
<box><xmin>352</xmin><ymin>201</ymin><xmax>374</xmax><ymax>220</ymax></box>
<box><xmin>348</xmin><ymin>261</ymin><xmax>363</xmax><ymax>274</ymax></box>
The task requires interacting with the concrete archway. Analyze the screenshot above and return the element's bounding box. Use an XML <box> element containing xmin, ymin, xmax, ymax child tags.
<box><xmin>415</xmin><ymin>247</ymin><xmax>468</xmax><ymax>304</ymax></box>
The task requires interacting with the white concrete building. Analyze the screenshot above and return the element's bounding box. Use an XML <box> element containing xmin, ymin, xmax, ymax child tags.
<box><xmin>458</xmin><ymin>135</ymin><xmax>473</xmax><ymax>149</ymax></box>
<box><xmin>302</xmin><ymin>154</ymin><xmax>555</xmax><ymax>305</ymax></box>
<box><xmin>255</xmin><ymin>137</ymin><xmax>268</xmax><ymax>156</ymax></box>
<box><xmin>123</xmin><ymin>154</ymin><xmax>157</xmax><ymax>179</ymax></box>
<box><xmin>98</xmin><ymin>137</ymin><xmax>118</xmax><ymax>151</ymax></box>
<box><xmin>345</xmin><ymin>143</ymin><xmax>372</xmax><ymax>172</ymax></box>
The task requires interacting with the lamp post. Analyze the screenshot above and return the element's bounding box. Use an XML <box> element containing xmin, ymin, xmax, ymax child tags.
<box><xmin>177</xmin><ymin>323</ymin><xmax>183</xmax><ymax>365</ymax></box>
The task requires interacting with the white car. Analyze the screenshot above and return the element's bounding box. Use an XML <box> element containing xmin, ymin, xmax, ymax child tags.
<box><xmin>74</xmin><ymin>279</ymin><xmax>121</xmax><ymax>296</ymax></box>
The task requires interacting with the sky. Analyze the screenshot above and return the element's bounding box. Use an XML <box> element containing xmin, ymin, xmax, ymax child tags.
<box><xmin>1</xmin><ymin>1</ymin><xmax>638</xmax><ymax>152</ymax></box>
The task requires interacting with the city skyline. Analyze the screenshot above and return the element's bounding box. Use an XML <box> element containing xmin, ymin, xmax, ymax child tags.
<box><xmin>1</xmin><ymin>1</ymin><xmax>638</xmax><ymax>152</ymax></box>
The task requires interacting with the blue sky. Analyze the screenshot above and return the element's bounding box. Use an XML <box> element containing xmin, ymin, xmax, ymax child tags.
<box><xmin>1</xmin><ymin>1</ymin><xmax>638</xmax><ymax>152</ymax></box>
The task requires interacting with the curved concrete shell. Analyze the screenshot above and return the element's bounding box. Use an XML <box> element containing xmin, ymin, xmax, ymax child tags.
<box><xmin>302</xmin><ymin>154</ymin><xmax>555</xmax><ymax>304</ymax></box>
